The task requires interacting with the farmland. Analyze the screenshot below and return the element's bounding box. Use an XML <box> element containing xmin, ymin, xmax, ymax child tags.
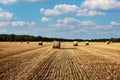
<box><xmin>0</xmin><ymin>42</ymin><xmax>120</xmax><ymax>80</ymax></box>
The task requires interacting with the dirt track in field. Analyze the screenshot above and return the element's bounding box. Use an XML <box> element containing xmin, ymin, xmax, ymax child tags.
<box><xmin>0</xmin><ymin>42</ymin><xmax>120</xmax><ymax>80</ymax></box>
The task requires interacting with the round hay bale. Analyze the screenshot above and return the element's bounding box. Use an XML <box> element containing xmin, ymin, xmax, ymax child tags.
<box><xmin>53</xmin><ymin>41</ymin><xmax>60</xmax><ymax>49</ymax></box>
<box><xmin>106</xmin><ymin>41</ymin><xmax>110</xmax><ymax>44</ymax></box>
<box><xmin>85</xmin><ymin>41</ymin><xmax>89</xmax><ymax>45</ymax></box>
<box><xmin>26</xmin><ymin>41</ymin><xmax>29</xmax><ymax>44</ymax></box>
<box><xmin>73</xmin><ymin>41</ymin><xmax>78</xmax><ymax>46</ymax></box>
<box><xmin>38</xmin><ymin>41</ymin><xmax>43</xmax><ymax>45</ymax></box>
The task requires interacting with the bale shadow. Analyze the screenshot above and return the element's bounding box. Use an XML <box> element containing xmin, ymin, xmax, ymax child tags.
<box><xmin>0</xmin><ymin>49</ymin><xmax>3</xmax><ymax>51</ymax></box>
<box><xmin>60</xmin><ymin>48</ymin><xmax>77</xmax><ymax>49</ymax></box>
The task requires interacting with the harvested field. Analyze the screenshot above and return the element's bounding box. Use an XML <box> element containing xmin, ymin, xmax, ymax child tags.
<box><xmin>0</xmin><ymin>42</ymin><xmax>120</xmax><ymax>80</ymax></box>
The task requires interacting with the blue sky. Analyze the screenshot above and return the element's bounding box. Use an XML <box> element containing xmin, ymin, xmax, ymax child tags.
<box><xmin>0</xmin><ymin>0</ymin><xmax>120</xmax><ymax>39</ymax></box>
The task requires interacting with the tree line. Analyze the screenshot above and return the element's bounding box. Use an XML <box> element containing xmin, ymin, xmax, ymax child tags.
<box><xmin>0</xmin><ymin>34</ymin><xmax>120</xmax><ymax>42</ymax></box>
<box><xmin>0</xmin><ymin>34</ymin><xmax>83</xmax><ymax>42</ymax></box>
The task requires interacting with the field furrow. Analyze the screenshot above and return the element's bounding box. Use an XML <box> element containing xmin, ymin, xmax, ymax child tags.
<box><xmin>0</xmin><ymin>42</ymin><xmax>120</xmax><ymax>80</ymax></box>
<box><xmin>0</xmin><ymin>45</ymin><xmax>53</xmax><ymax>80</ymax></box>
<box><xmin>75</xmin><ymin>45</ymin><xmax>120</xmax><ymax>80</ymax></box>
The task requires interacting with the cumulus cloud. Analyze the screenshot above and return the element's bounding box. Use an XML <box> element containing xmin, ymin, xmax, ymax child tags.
<box><xmin>110</xmin><ymin>21</ymin><xmax>120</xmax><ymax>26</ymax></box>
<box><xmin>56</xmin><ymin>18</ymin><xmax>95</xmax><ymax>26</ymax></box>
<box><xmin>0</xmin><ymin>22</ymin><xmax>10</xmax><ymax>27</ymax></box>
<box><xmin>81</xmin><ymin>0</ymin><xmax>120</xmax><ymax>10</ymax></box>
<box><xmin>77</xmin><ymin>9</ymin><xmax>105</xmax><ymax>16</ymax></box>
<box><xmin>0</xmin><ymin>0</ymin><xmax>54</xmax><ymax>4</ymax></box>
<box><xmin>49</xmin><ymin>17</ymin><xmax>96</xmax><ymax>33</ymax></box>
<box><xmin>41</xmin><ymin>17</ymin><xmax>50</xmax><ymax>22</ymax></box>
<box><xmin>40</xmin><ymin>4</ymin><xmax>105</xmax><ymax>17</ymax></box>
<box><xmin>11</xmin><ymin>21</ymin><xmax>36</xmax><ymax>27</ymax></box>
<box><xmin>0</xmin><ymin>7</ymin><xmax>36</xmax><ymax>27</ymax></box>
<box><xmin>0</xmin><ymin>8</ymin><xmax>13</xmax><ymax>20</ymax></box>
<box><xmin>40</xmin><ymin>4</ymin><xmax>79</xmax><ymax>15</ymax></box>
<box><xmin>49</xmin><ymin>17</ymin><xmax>119</xmax><ymax>33</ymax></box>
<box><xmin>0</xmin><ymin>21</ymin><xmax>36</xmax><ymax>27</ymax></box>
<box><xmin>57</xmin><ymin>18</ymin><xmax>79</xmax><ymax>24</ymax></box>
<box><xmin>95</xmin><ymin>25</ymin><xmax>112</xmax><ymax>30</ymax></box>
<box><xmin>0</xmin><ymin>0</ymin><xmax>17</xmax><ymax>4</ymax></box>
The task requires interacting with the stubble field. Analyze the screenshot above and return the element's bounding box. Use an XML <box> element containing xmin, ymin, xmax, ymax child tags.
<box><xmin>0</xmin><ymin>42</ymin><xmax>120</xmax><ymax>80</ymax></box>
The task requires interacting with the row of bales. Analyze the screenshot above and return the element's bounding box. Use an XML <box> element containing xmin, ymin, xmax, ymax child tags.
<box><xmin>53</xmin><ymin>41</ymin><xmax>111</xmax><ymax>49</ymax></box>
<box><xmin>73</xmin><ymin>41</ymin><xmax>89</xmax><ymax>46</ymax></box>
<box><xmin>38</xmin><ymin>41</ymin><xmax>110</xmax><ymax>49</ymax></box>
<box><xmin>52</xmin><ymin>41</ymin><xmax>89</xmax><ymax>49</ymax></box>
<box><xmin>73</xmin><ymin>41</ymin><xmax>111</xmax><ymax>46</ymax></box>
<box><xmin>9</xmin><ymin>40</ymin><xmax>111</xmax><ymax>49</ymax></box>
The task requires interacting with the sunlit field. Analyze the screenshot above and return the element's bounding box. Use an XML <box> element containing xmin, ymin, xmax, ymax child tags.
<box><xmin>0</xmin><ymin>42</ymin><xmax>120</xmax><ymax>80</ymax></box>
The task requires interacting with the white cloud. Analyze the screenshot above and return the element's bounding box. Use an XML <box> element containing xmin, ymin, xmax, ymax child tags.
<box><xmin>95</xmin><ymin>25</ymin><xmax>112</xmax><ymax>30</ymax></box>
<box><xmin>49</xmin><ymin>17</ymin><xmax>95</xmax><ymax>33</ymax></box>
<box><xmin>56</xmin><ymin>18</ymin><xmax>95</xmax><ymax>26</ymax></box>
<box><xmin>0</xmin><ymin>8</ymin><xmax>36</xmax><ymax>27</ymax></box>
<box><xmin>40</xmin><ymin>4</ymin><xmax>79</xmax><ymax>15</ymax></box>
<box><xmin>0</xmin><ymin>22</ymin><xmax>10</xmax><ymax>27</ymax></box>
<box><xmin>0</xmin><ymin>21</ymin><xmax>36</xmax><ymax>27</ymax></box>
<box><xmin>11</xmin><ymin>21</ymin><xmax>26</xmax><ymax>26</ymax></box>
<box><xmin>57</xmin><ymin>18</ymin><xmax>79</xmax><ymax>24</ymax></box>
<box><xmin>81</xmin><ymin>21</ymin><xmax>95</xmax><ymax>26</ymax></box>
<box><xmin>30</xmin><ymin>21</ymin><xmax>36</xmax><ymax>26</ymax></box>
<box><xmin>0</xmin><ymin>0</ymin><xmax>54</xmax><ymax>4</ymax></box>
<box><xmin>0</xmin><ymin>0</ymin><xmax>17</xmax><ymax>4</ymax></box>
<box><xmin>50</xmin><ymin>17</ymin><xmax>119</xmax><ymax>32</ymax></box>
<box><xmin>0</xmin><ymin>8</ymin><xmax>13</xmax><ymax>20</ymax></box>
<box><xmin>41</xmin><ymin>17</ymin><xmax>50</xmax><ymax>22</ymax></box>
<box><xmin>81</xmin><ymin>0</ymin><xmax>120</xmax><ymax>10</ymax></box>
<box><xmin>49</xmin><ymin>18</ymin><xmax>92</xmax><ymax>33</ymax></box>
<box><xmin>110</xmin><ymin>21</ymin><xmax>120</xmax><ymax>26</ymax></box>
<box><xmin>0</xmin><ymin>7</ymin><xmax>36</xmax><ymax>27</ymax></box>
<box><xmin>40</xmin><ymin>4</ymin><xmax>106</xmax><ymax>17</ymax></box>
<box><xmin>77</xmin><ymin>9</ymin><xmax>105</xmax><ymax>16</ymax></box>
<box><xmin>12</xmin><ymin>21</ymin><xmax>36</xmax><ymax>27</ymax></box>
<box><xmin>93</xmin><ymin>21</ymin><xmax>120</xmax><ymax>30</ymax></box>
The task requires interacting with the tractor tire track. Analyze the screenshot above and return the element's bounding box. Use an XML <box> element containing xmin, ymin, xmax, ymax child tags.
<box><xmin>28</xmin><ymin>49</ymin><xmax>58</xmax><ymax>80</ymax></box>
